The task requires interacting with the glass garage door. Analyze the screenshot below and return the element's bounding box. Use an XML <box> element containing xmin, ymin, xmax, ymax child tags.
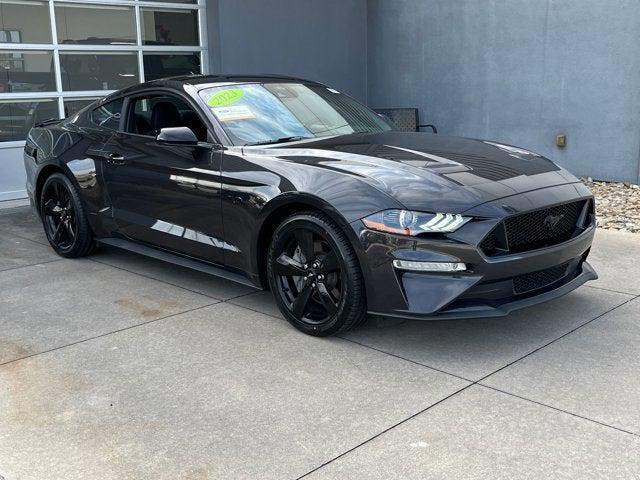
<box><xmin>0</xmin><ymin>0</ymin><xmax>208</xmax><ymax>200</ymax></box>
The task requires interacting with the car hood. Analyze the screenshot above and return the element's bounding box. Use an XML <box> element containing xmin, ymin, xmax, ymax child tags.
<box><xmin>256</xmin><ymin>131</ymin><xmax>579</xmax><ymax>213</ymax></box>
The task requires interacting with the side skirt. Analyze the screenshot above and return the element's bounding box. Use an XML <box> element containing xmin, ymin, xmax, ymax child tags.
<box><xmin>97</xmin><ymin>237</ymin><xmax>261</xmax><ymax>289</ymax></box>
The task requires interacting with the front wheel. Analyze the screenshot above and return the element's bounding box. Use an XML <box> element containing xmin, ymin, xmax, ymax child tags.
<box><xmin>267</xmin><ymin>211</ymin><xmax>367</xmax><ymax>336</ymax></box>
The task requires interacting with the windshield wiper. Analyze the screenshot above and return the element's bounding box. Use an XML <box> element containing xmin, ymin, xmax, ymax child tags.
<box><xmin>244</xmin><ymin>136</ymin><xmax>310</xmax><ymax>146</ymax></box>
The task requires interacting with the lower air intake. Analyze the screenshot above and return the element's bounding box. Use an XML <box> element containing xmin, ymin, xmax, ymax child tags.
<box><xmin>513</xmin><ymin>263</ymin><xmax>569</xmax><ymax>294</ymax></box>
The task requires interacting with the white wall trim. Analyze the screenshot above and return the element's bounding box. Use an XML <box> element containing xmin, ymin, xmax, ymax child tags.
<box><xmin>0</xmin><ymin>190</ymin><xmax>28</xmax><ymax>202</ymax></box>
<box><xmin>0</xmin><ymin>141</ymin><xmax>26</xmax><ymax>149</ymax></box>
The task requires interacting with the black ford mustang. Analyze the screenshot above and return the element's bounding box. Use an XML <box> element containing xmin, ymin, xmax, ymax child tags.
<box><xmin>24</xmin><ymin>74</ymin><xmax>597</xmax><ymax>336</ymax></box>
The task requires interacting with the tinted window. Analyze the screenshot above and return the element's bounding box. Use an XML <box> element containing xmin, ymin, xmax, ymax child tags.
<box><xmin>143</xmin><ymin>52</ymin><xmax>200</xmax><ymax>81</ymax></box>
<box><xmin>64</xmin><ymin>98</ymin><xmax>100</xmax><ymax>118</ymax></box>
<box><xmin>199</xmin><ymin>83</ymin><xmax>391</xmax><ymax>145</ymax></box>
<box><xmin>141</xmin><ymin>8</ymin><xmax>198</xmax><ymax>46</ymax></box>
<box><xmin>126</xmin><ymin>94</ymin><xmax>207</xmax><ymax>141</ymax></box>
<box><xmin>91</xmin><ymin>99</ymin><xmax>123</xmax><ymax>130</ymax></box>
<box><xmin>144</xmin><ymin>0</ymin><xmax>196</xmax><ymax>3</ymax></box>
<box><xmin>60</xmin><ymin>53</ymin><xmax>139</xmax><ymax>91</ymax></box>
<box><xmin>0</xmin><ymin>51</ymin><xmax>56</xmax><ymax>92</ymax></box>
<box><xmin>0</xmin><ymin>98</ymin><xmax>59</xmax><ymax>142</ymax></box>
<box><xmin>55</xmin><ymin>4</ymin><xmax>136</xmax><ymax>45</ymax></box>
<box><xmin>0</xmin><ymin>1</ymin><xmax>52</xmax><ymax>44</ymax></box>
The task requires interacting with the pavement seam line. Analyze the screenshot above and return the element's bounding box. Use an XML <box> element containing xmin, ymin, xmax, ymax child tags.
<box><xmin>220</xmin><ymin>295</ymin><xmax>465</xmax><ymax>379</ymax></box>
<box><xmin>0</xmin><ymin>301</ymin><xmax>220</xmax><ymax>368</ymax></box>
<box><xmin>5</xmin><ymin>221</ymin><xmax>639</xmax><ymax>298</ymax></box>
<box><xmin>296</xmin><ymin>374</ymin><xmax>640</xmax><ymax>480</ymax></box>
<box><xmin>339</xmin><ymin>294</ymin><xmax>640</xmax><ymax>387</ymax></box>
<box><xmin>476</xmin><ymin>294</ymin><xmax>638</xmax><ymax>384</ymax></box>
<box><xmin>343</xmin><ymin>331</ymin><xmax>640</xmax><ymax>437</ymax></box>
<box><xmin>476</xmin><ymin>383</ymin><xmax>640</xmax><ymax>438</ymax></box>
<box><xmin>5</xmin><ymin>221</ymin><xmax>640</xmax><ymax>468</ymax></box>
<box><xmin>299</xmin><ymin>294</ymin><xmax>640</xmax><ymax>477</ymax></box>
<box><xmin>0</xmin><ymin>258</ymin><xmax>65</xmax><ymax>274</ymax></box>
<box><xmin>336</xmin><ymin>336</ymin><xmax>473</xmax><ymax>383</ymax></box>
<box><xmin>584</xmin><ymin>283</ymin><xmax>639</xmax><ymax>296</ymax></box>
<box><xmin>88</xmin><ymin>256</ymin><xmax>227</xmax><ymax>301</ymax></box>
<box><xmin>295</xmin><ymin>382</ymin><xmax>475</xmax><ymax>480</ymax></box>
<box><xmin>223</xmin><ymin>289</ymin><xmax>266</xmax><ymax>302</ymax></box>
<box><xmin>224</xmin><ymin>296</ymin><xmax>285</xmax><ymax>320</ymax></box>
<box><xmin>0</xmin><ymin>229</ymin><xmax>49</xmax><ymax>246</ymax></box>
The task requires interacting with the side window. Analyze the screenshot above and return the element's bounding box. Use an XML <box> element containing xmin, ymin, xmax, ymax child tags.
<box><xmin>126</xmin><ymin>94</ymin><xmax>208</xmax><ymax>142</ymax></box>
<box><xmin>90</xmin><ymin>98</ymin><xmax>123</xmax><ymax>130</ymax></box>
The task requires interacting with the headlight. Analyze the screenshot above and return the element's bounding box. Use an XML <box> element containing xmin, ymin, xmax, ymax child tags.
<box><xmin>362</xmin><ymin>210</ymin><xmax>470</xmax><ymax>235</ymax></box>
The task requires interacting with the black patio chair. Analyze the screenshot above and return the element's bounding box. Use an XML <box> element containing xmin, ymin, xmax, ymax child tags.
<box><xmin>373</xmin><ymin>108</ymin><xmax>437</xmax><ymax>134</ymax></box>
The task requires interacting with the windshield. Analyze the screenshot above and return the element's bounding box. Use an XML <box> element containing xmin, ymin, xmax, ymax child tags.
<box><xmin>199</xmin><ymin>82</ymin><xmax>391</xmax><ymax>145</ymax></box>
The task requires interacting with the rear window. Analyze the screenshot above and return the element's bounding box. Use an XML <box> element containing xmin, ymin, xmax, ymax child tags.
<box><xmin>90</xmin><ymin>98</ymin><xmax>123</xmax><ymax>130</ymax></box>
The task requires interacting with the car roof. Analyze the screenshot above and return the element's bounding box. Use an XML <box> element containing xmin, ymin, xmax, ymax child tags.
<box><xmin>100</xmin><ymin>74</ymin><xmax>326</xmax><ymax>103</ymax></box>
<box><xmin>172</xmin><ymin>73</ymin><xmax>323</xmax><ymax>86</ymax></box>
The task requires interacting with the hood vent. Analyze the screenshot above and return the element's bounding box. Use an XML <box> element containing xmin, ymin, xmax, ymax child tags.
<box><xmin>333</xmin><ymin>144</ymin><xmax>438</xmax><ymax>165</ymax></box>
<box><xmin>444</xmin><ymin>156</ymin><xmax>523</xmax><ymax>181</ymax></box>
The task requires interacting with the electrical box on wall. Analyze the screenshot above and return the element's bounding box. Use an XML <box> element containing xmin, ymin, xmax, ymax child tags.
<box><xmin>556</xmin><ymin>134</ymin><xmax>567</xmax><ymax>148</ymax></box>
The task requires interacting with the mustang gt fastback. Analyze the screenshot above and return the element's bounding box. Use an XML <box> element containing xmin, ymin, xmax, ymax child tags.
<box><xmin>24</xmin><ymin>74</ymin><xmax>597</xmax><ymax>336</ymax></box>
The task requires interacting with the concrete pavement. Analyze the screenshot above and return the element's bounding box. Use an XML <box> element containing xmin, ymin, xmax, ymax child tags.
<box><xmin>1</xmin><ymin>206</ymin><xmax>638</xmax><ymax>479</ymax></box>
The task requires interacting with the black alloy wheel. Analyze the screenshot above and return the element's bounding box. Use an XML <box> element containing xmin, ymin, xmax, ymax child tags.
<box><xmin>40</xmin><ymin>173</ymin><xmax>94</xmax><ymax>258</ymax></box>
<box><xmin>268</xmin><ymin>211</ymin><xmax>366</xmax><ymax>336</ymax></box>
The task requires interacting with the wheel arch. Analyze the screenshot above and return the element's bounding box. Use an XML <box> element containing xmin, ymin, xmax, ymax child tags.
<box><xmin>34</xmin><ymin>163</ymin><xmax>66</xmax><ymax>212</ymax></box>
<box><xmin>253</xmin><ymin>193</ymin><xmax>367</xmax><ymax>289</ymax></box>
<box><xmin>34</xmin><ymin>162</ymin><xmax>99</xmax><ymax>235</ymax></box>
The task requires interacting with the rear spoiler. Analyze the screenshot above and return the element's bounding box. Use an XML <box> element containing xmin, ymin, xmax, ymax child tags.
<box><xmin>35</xmin><ymin>117</ymin><xmax>63</xmax><ymax>127</ymax></box>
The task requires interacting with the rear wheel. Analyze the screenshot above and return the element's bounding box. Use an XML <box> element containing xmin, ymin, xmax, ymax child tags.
<box><xmin>267</xmin><ymin>211</ymin><xmax>367</xmax><ymax>336</ymax></box>
<box><xmin>40</xmin><ymin>173</ymin><xmax>94</xmax><ymax>258</ymax></box>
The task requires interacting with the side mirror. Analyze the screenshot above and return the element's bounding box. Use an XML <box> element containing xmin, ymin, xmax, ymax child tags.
<box><xmin>156</xmin><ymin>126</ymin><xmax>198</xmax><ymax>144</ymax></box>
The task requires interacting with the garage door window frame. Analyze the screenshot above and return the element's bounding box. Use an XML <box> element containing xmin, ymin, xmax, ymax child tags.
<box><xmin>0</xmin><ymin>0</ymin><xmax>208</xmax><ymax>148</ymax></box>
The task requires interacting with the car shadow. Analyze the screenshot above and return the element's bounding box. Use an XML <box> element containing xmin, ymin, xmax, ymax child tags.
<box><xmin>340</xmin><ymin>286</ymin><xmax>623</xmax><ymax>380</ymax></box>
<box><xmin>2</xmin><ymin>206</ymin><xmax>624</xmax><ymax>381</ymax></box>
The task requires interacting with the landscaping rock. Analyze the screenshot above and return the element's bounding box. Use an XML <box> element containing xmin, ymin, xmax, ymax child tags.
<box><xmin>582</xmin><ymin>178</ymin><xmax>640</xmax><ymax>234</ymax></box>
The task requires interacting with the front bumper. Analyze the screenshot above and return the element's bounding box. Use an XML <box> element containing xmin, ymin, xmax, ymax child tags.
<box><xmin>353</xmin><ymin>186</ymin><xmax>597</xmax><ymax>320</ymax></box>
<box><xmin>370</xmin><ymin>260</ymin><xmax>596</xmax><ymax>320</ymax></box>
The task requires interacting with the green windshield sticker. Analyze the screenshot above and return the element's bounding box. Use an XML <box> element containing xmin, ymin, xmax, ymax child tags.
<box><xmin>207</xmin><ymin>89</ymin><xmax>245</xmax><ymax>107</ymax></box>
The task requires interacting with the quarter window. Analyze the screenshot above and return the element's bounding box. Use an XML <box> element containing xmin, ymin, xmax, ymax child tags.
<box><xmin>91</xmin><ymin>99</ymin><xmax>123</xmax><ymax>130</ymax></box>
<box><xmin>64</xmin><ymin>97</ymin><xmax>101</xmax><ymax>118</ymax></box>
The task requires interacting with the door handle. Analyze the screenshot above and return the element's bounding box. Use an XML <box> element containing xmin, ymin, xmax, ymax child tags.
<box><xmin>104</xmin><ymin>152</ymin><xmax>126</xmax><ymax>165</ymax></box>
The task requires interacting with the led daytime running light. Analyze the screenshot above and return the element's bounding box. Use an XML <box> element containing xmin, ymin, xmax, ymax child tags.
<box><xmin>362</xmin><ymin>210</ymin><xmax>470</xmax><ymax>236</ymax></box>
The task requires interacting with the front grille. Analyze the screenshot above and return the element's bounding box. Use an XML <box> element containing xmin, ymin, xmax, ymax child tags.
<box><xmin>513</xmin><ymin>263</ymin><xmax>569</xmax><ymax>294</ymax></box>
<box><xmin>480</xmin><ymin>200</ymin><xmax>589</xmax><ymax>256</ymax></box>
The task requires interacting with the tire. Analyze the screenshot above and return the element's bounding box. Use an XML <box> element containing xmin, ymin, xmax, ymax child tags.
<box><xmin>40</xmin><ymin>172</ymin><xmax>95</xmax><ymax>258</ymax></box>
<box><xmin>267</xmin><ymin>211</ymin><xmax>367</xmax><ymax>336</ymax></box>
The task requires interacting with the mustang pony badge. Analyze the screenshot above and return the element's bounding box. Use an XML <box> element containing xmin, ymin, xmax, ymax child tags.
<box><xmin>544</xmin><ymin>214</ymin><xmax>565</xmax><ymax>229</ymax></box>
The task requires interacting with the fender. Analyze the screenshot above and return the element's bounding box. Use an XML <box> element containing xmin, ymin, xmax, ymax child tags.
<box><xmin>250</xmin><ymin>191</ymin><xmax>378</xmax><ymax>291</ymax></box>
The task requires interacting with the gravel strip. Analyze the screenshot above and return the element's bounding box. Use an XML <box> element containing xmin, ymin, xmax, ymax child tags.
<box><xmin>582</xmin><ymin>178</ymin><xmax>640</xmax><ymax>234</ymax></box>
